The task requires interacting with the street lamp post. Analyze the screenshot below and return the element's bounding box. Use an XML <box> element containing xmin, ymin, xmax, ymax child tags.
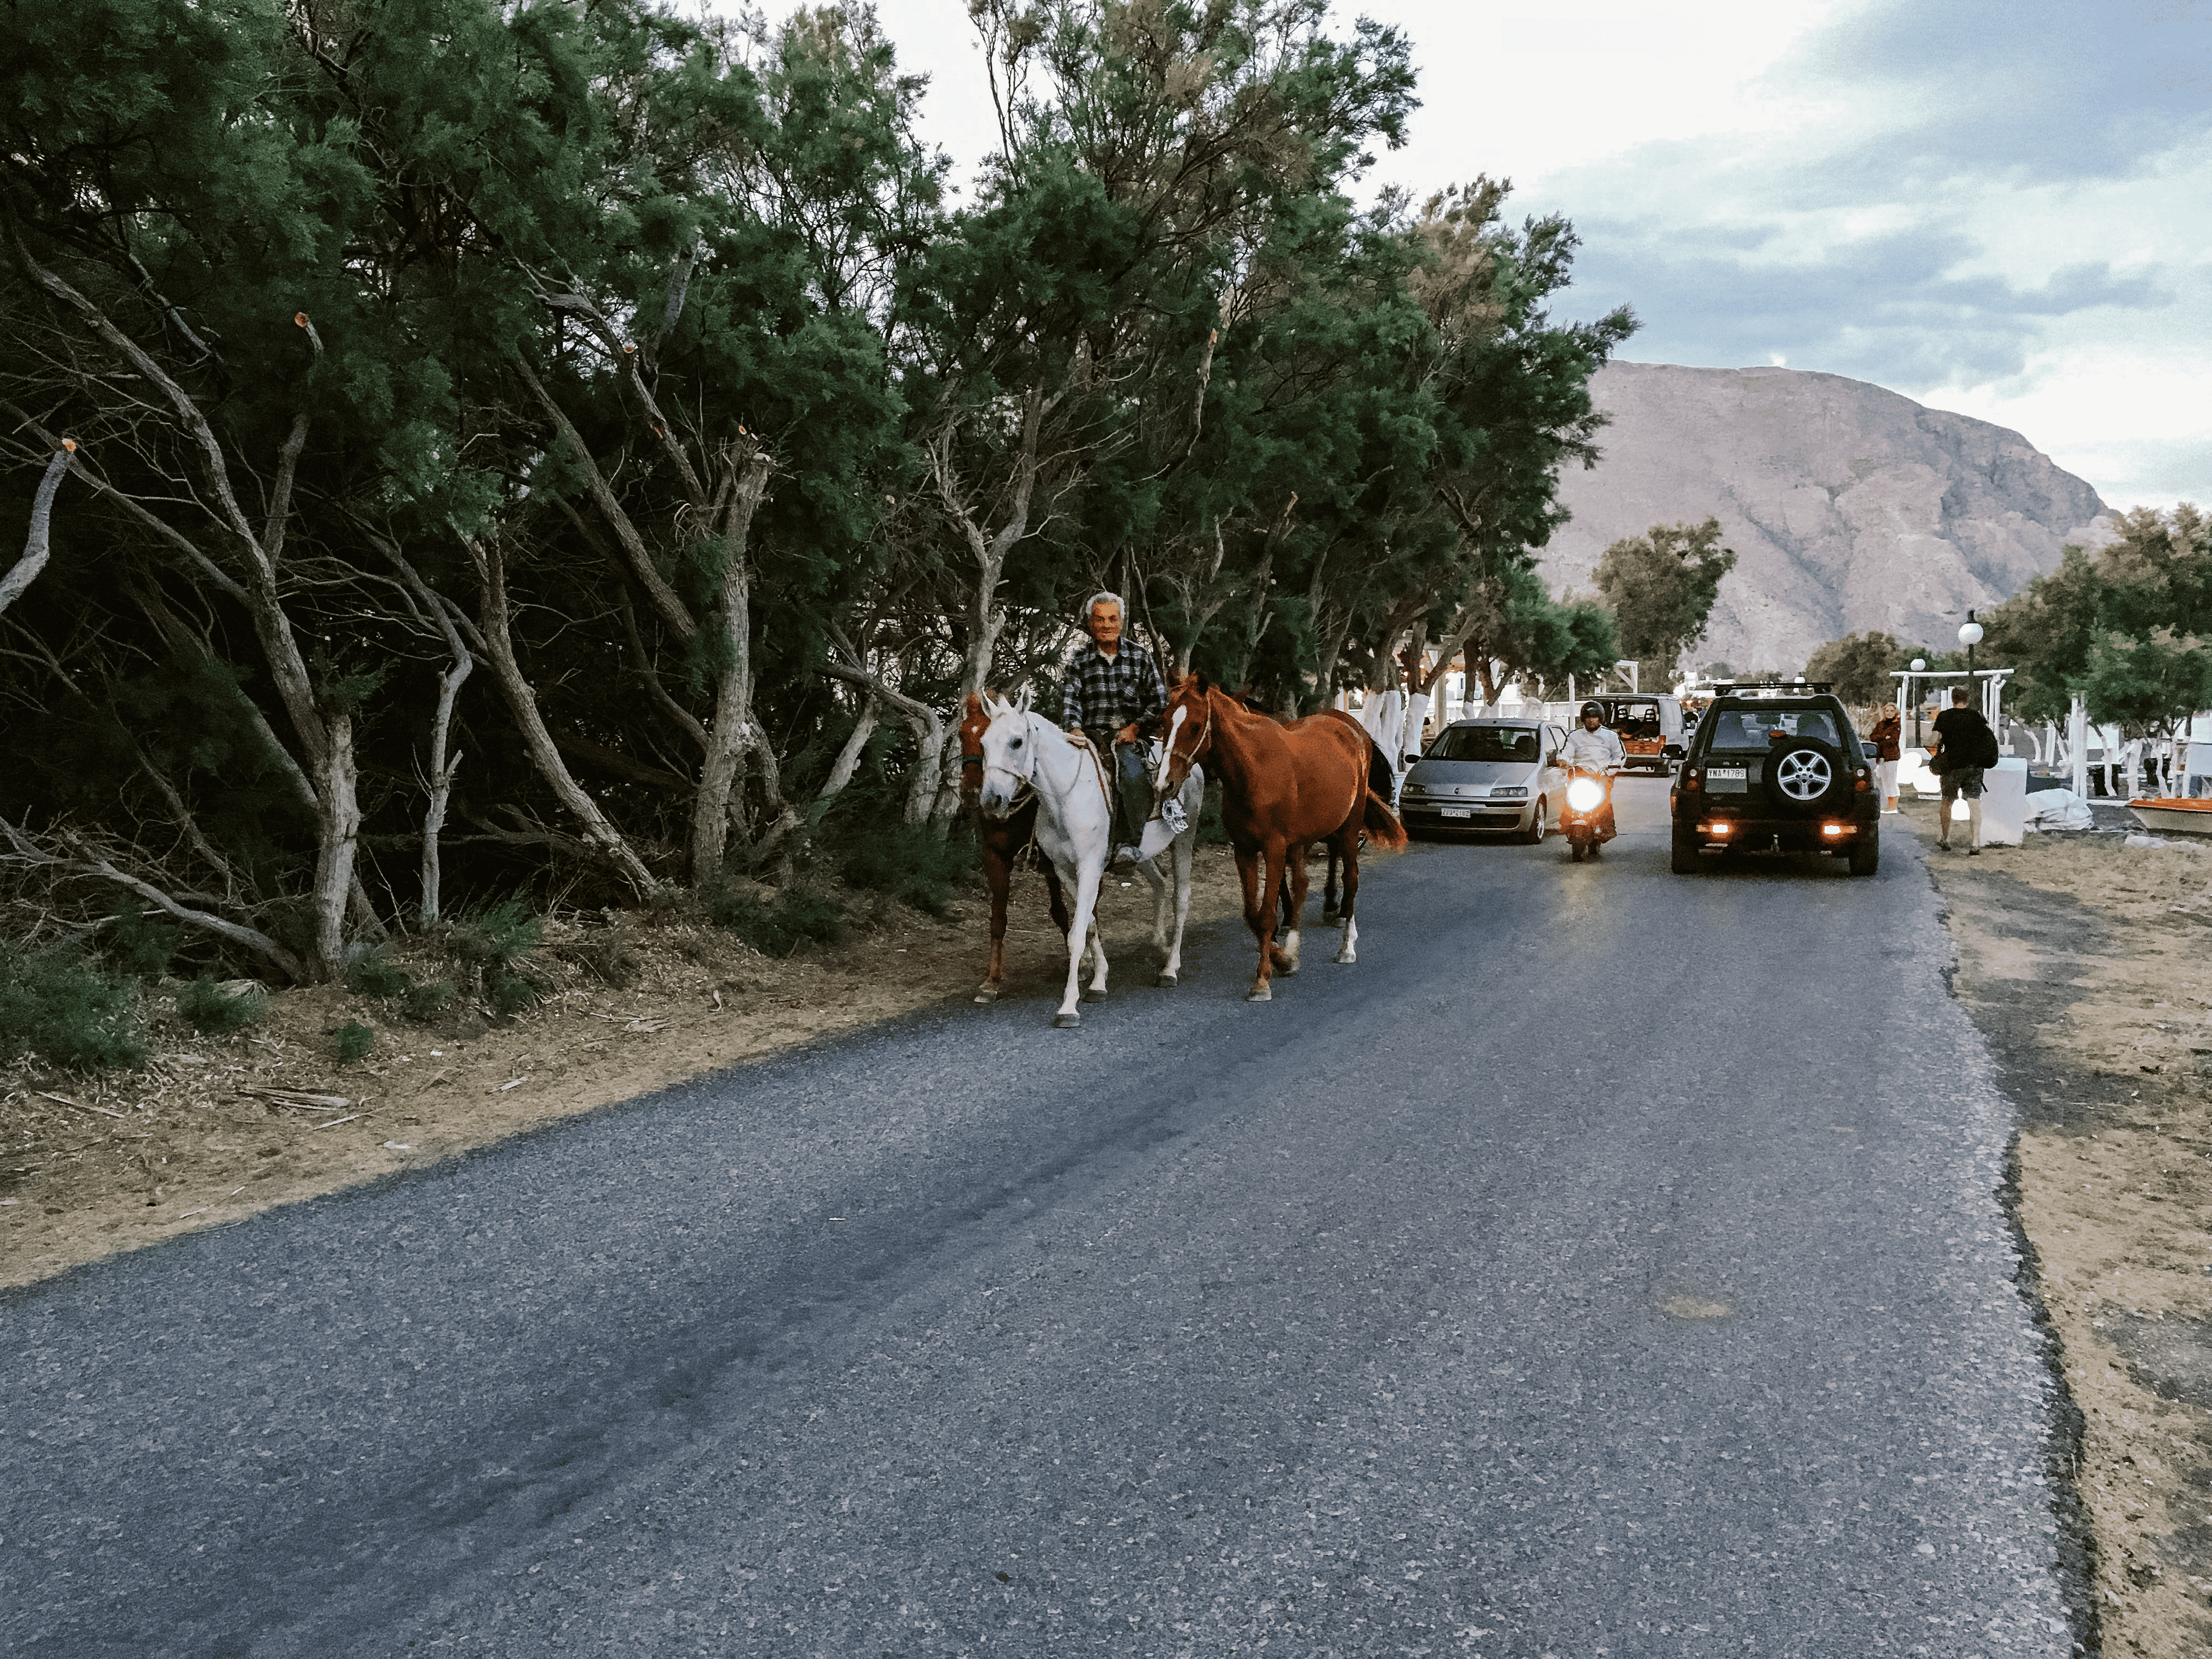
<box><xmin>1959</xmin><ymin>614</ymin><xmax>1985</xmax><ymax>722</ymax></box>
<box><xmin>1909</xmin><ymin>658</ymin><xmax>1927</xmax><ymax>746</ymax></box>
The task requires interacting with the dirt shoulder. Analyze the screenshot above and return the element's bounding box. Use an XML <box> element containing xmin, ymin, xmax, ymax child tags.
<box><xmin>1916</xmin><ymin>797</ymin><xmax>2212</xmax><ymax>1656</ymax></box>
<box><xmin>2</xmin><ymin>847</ymin><xmax>1262</xmax><ymax>1291</ymax></box>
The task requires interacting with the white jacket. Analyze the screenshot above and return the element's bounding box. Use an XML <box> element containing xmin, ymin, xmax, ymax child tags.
<box><xmin>1560</xmin><ymin>723</ymin><xmax>1624</xmax><ymax>772</ymax></box>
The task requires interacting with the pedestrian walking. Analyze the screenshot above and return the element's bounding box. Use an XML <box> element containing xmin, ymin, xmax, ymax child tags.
<box><xmin>1929</xmin><ymin>687</ymin><xmax>1999</xmax><ymax>854</ymax></box>
<box><xmin>1869</xmin><ymin>703</ymin><xmax>1903</xmax><ymax>814</ymax></box>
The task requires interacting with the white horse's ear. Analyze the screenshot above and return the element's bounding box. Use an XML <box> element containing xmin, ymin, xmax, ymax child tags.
<box><xmin>983</xmin><ymin>690</ymin><xmax>1010</xmax><ymax>719</ymax></box>
<box><xmin>1015</xmin><ymin>684</ymin><xmax>1034</xmax><ymax>715</ymax></box>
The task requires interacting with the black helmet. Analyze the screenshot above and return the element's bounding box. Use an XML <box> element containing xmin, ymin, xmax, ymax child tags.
<box><xmin>1580</xmin><ymin>702</ymin><xmax>1605</xmax><ymax>721</ymax></box>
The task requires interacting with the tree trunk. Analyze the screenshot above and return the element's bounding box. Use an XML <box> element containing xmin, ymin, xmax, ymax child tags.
<box><xmin>1</xmin><ymin>445</ymin><xmax>72</xmax><ymax>616</ymax></box>
<box><xmin>467</xmin><ymin>535</ymin><xmax>659</xmax><ymax>896</ymax></box>
<box><xmin>688</xmin><ymin>447</ymin><xmax>774</xmax><ymax>889</ymax></box>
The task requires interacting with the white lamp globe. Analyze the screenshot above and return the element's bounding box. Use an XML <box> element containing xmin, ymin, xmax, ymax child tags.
<box><xmin>1910</xmin><ymin>658</ymin><xmax>1926</xmax><ymax>672</ymax></box>
<box><xmin>1958</xmin><ymin>621</ymin><xmax>1984</xmax><ymax>647</ymax></box>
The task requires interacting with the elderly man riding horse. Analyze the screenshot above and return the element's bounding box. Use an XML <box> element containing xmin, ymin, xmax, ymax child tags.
<box><xmin>1061</xmin><ymin>590</ymin><xmax>1165</xmax><ymax>864</ymax></box>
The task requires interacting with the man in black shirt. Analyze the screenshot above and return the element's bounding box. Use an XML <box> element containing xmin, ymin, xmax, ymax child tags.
<box><xmin>1931</xmin><ymin>687</ymin><xmax>1998</xmax><ymax>854</ymax></box>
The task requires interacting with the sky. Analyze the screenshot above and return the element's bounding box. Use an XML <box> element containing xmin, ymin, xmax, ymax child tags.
<box><xmin>825</xmin><ymin>0</ymin><xmax>2212</xmax><ymax>513</ymax></box>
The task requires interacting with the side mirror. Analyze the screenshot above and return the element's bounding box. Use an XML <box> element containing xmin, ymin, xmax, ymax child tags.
<box><xmin>1403</xmin><ymin>753</ymin><xmax>1421</xmax><ymax>766</ymax></box>
<box><xmin>1861</xmin><ymin>741</ymin><xmax>1878</xmax><ymax>758</ymax></box>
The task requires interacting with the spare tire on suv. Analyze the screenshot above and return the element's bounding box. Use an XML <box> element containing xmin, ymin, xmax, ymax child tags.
<box><xmin>1762</xmin><ymin>736</ymin><xmax>1853</xmax><ymax>816</ymax></box>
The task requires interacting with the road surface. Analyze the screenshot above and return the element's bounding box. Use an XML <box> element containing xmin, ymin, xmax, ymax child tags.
<box><xmin>3</xmin><ymin>780</ymin><xmax>2082</xmax><ymax>1656</ymax></box>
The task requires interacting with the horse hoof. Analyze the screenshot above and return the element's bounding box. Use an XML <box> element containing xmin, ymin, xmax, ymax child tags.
<box><xmin>1156</xmin><ymin>973</ymin><xmax>1178</xmax><ymax>988</ymax></box>
<box><xmin>1334</xmin><ymin>950</ymin><xmax>1356</xmax><ymax>965</ymax></box>
<box><xmin>1322</xmin><ymin>907</ymin><xmax>1340</xmax><ymax>924</ymax></box>
<box><xmin>1081</xmin><ymin>986</ymin><xmax>1107</xmax><ymax>1003</ymax></box>
<box><xmin>1245</xmin><ymin>986</ymin><xmax>1272</xmax><ymax>1003</ymax></box>
<box><xmin>1053</xmin><ymin>1011</ymin><xmax>1082</xmax><ymax>1029</ymax></box>
<box><xmin>974</xmin><ymin>986</ymin><xmax>1000</xmax><ymax>1004</ymax></box>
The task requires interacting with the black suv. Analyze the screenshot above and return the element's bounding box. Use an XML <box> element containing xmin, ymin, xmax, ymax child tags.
<box><xmin>1670</xmin><ymin>684</ymin><xmax>1879</xmax><ymax>876</ymax></box>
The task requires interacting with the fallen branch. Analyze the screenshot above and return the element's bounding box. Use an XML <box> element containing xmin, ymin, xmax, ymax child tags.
<box><xmin>36</xmin><ymin>1091</ymin><xmax>128</xmax><ymax>1120</ymax></box>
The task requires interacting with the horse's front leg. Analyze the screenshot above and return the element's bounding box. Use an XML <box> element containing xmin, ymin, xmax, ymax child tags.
<box><xmin>1082</xmin><ymin>910</ymin><xmax>1110</xmax><ymax>1002</ymax></box>
<box><xmin>975</xmin><ymin>838</ymin><xmax>1013</xmax><ymax>1003</ymax></box>
<box><xmin>1247</xmin><ymin>838</ymin><xmax>1291</xmax><ymax>1002</ymax></box>
<box><xmin>1054</xmin><ymin>860</ymin><xmax>1103</xmax><ymax>1029</ymax></box>
<box><xmin>1333</xmin><ymin>829</ymin><xmax>1362</xmax><ymax>964</ymax></box>
<box><xmin>1158</xmin><ymin>830</ymin><xmax>1194</xmax><ymax>987</ymax></box>
<box><xmin>1279</xmin><ymin>839</ymin><xmax>1313</xmax><ymax>974</ymax></box>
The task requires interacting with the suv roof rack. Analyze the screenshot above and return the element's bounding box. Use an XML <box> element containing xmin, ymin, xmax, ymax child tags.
<box><xmin>1709</xmin><ymin>680</ymin><xmax>1834</xmax><ymax>697</ymax></box>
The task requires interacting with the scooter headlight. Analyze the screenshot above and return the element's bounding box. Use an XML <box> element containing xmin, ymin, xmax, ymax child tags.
<box><xmin>1566</xmin><ymin>777</ymin><xmax>1604</xmax><ymax>812</ymax></box>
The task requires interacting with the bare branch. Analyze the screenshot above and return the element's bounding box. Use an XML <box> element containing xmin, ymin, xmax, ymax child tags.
<box><xmin>0</xmin><ymin>445</ymin><xmax>72</xmax><ymax>616</ymax></box>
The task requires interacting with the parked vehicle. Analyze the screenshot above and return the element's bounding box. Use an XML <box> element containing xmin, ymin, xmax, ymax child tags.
<box><xmin>1591</xmin><ymin>695</ymin><xmax>1688</xmax><ymax>774</ymax></box>
<box><xmin>1398</xmin><ymin>718</ymin><xmax>1568</xmax><ymax>843</ymax></box>
<box><xmin>1671</xmin><ymin>684</ymin><xmax>1879</xmax><ymax>876</ymax></box>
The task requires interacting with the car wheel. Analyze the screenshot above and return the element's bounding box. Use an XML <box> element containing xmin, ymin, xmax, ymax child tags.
<box><xmin>1848</xmin><ymin>831</ymin><xmax>1880</xmax><ymax>877</ymax></box>
<box><xmin>1517</xmin><ymin>799</ymin><xmax>1547</xmax><ymax>845</ymax></box>
<box><xmin>1671</xmin><ymin>827</ymin><xmax>1703</xmax><ymax>874</ymax></box>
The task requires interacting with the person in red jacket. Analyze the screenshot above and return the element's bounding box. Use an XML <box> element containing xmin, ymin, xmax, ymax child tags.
<box><xmin>1869</xmin><ymin>703</ymin><xmax>1903</xmax><ymax>814</ymax></box>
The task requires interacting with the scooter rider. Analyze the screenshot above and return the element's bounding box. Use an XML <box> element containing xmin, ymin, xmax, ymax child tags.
<box><xmin>1560</xmin><ymin>701</ymin><xmax>1625</xmax><ymax>851</ymax></box>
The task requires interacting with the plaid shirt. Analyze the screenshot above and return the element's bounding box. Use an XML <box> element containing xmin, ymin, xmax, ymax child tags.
<box><xmin>1060</xmin><ymin>638</ymin><xmax>1166</xmax><ymax>743</ymax></box>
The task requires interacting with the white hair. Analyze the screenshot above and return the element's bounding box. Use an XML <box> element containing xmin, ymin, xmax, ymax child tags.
<box><xmin>1083</xmin><ymin>590</ymin><xmax>1125</xmax><ymax>619</ymax></box>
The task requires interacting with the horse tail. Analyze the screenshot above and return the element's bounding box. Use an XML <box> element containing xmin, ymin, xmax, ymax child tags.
<box><xmin>1366</xmin><ymin>736</ymin><xmax>1395</xmax><ymax>800</ymax></box>
<box><xmin>1362</xmin><ymin>788</ymin><xmax>1409</xmax><ymax>851</ymax></box>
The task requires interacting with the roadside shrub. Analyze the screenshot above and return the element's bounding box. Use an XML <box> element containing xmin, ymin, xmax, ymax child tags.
<box><xmin>709</xmin><ymin>884</ymin><xmax>845</xmax><ymax>956</ymax></box>
<box><xmin>177</xmin><ymin>975</ymin><xmax>266</xmax><ymax>1036</ymax></box>
<box><xmin>448</xmin><ymin>894</ymin><xmax>543</xmax><ymax>970</ymax></box>
<box><xmin>400</xmin><ymin>978</ymin><xmax>456</xmax><ymax>1022</ymax></box>
<box><xmin>485</xmin><ymin>964</ymin><xmax>545</xmax><ymax>1018</ymax></box>
<box><xmin>1198</xmin><ymin>780</ymin><xmax>1230</xmax><ymax>845</ymax></box>
<box><xmin>0</xmin><ymin>944</ymin><xmax>148</xmax><ymax>1071</ymax></box>
<box><xmin>841</xmin><ymin>821</ymin><xmax>978</xmax><ymax>918</ymax></box>
<box><xmin>334</xmin><ymin>1020</ymin><xmax>375</xmax><ymax>1062</ymax></box>
<box><xmin>345</xmin><ymin>950</ymin><xmax>412</xmax><ymax>998</ymax></box>
<box><xmin>560</xmin><ymin>937</ymin><xmax>641</xmax><ymax>989</ymax></box>
<box><xmin>102</xmin><ymin>902</ymin><xmax>181</xmax><ymax>980</ymax></box>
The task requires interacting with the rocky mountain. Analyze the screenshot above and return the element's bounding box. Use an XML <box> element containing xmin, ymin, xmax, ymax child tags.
<box><xmin>1542</xmin><ymin>362</ymin><xmax>2114</xmax><ymax>674</ymax></box>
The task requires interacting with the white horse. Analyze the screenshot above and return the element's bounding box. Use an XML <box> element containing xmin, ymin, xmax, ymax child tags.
<box><xmin>976</xmin><ymin>689</ymin><xmax>1203</xmax><ymax>1028</ymax></box>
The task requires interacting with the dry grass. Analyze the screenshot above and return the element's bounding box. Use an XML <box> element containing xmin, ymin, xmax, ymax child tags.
<box><xmin>1916</xmin><ymin>798</ymin><xmax>2212</xmax><ymax>1656</ymax></box>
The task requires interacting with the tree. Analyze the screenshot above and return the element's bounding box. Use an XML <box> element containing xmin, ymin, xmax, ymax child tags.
<box><xmin>1591</xmin><ymin>517</ymin><xmax>1736</xmax><ymax>681</ymax></box>
<box><xmin>1804</xmin><ymin>630</ymin><xmax>1905</xmax><ymax>706</ymax></box>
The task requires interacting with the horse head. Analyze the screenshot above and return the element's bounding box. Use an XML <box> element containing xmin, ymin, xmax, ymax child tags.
<box><xmin>957</xmin><ymin>693</ymin><xmax>990</xmax><ymax>807</ymax></box>
<box><xmin>1153</xmin><ymin>671</ymin><xmax>1215</xmax><ymax>805</ymax></box>
<box><xmin>976</xmin><ymin>688</ymin><xmax>1038</xmax><ymax>819</ymax></box>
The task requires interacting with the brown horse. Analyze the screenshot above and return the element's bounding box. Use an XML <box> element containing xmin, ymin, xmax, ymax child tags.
<box><xmin>958</xmin><ymin>692</ymin><xmax>1069</xmax><ymax>1002</ymax></box>
<box><xmin>1155</xmin><ymin>673</ymin><xmax>1406</xmax><ymax>1001</ymax></box>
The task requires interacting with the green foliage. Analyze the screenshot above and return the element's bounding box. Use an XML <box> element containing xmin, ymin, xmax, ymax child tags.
<box><xmin>334</xmin><ymin>1020</ymin><xmax>375</xmax><ymax>1062</ymax></box>
<box><xmin>400</xmin><ymin>979</ymin><xmax>456</xmax><ymax>1022</ymax></box>
<box><xmin>486</xmin><ymin>967</ymin><xmax>544</xmax><ymax>1018</ymax></box>
<box><xmin>177</xmin><ymin>975</ymin><xmax>266</xmax><ymax>1036</ymax></box>
<box><xmin>0</xmin><ymin>945</ymin><xmax>148</xmax><ymax>1071</ymax></box>
<box><xmin>565</xmin><ymin>938</ymin><xmax>642</xmax><ymax>989</ymax></box>
<box><xmin>1982</xmin><ymin>507</ymin><xmax>2212</xmax><ymax>729</ymax></box>
<box><xmin>345</xmin><ymin>951</ymin><xmax>413</xmax><ymax>998</ymax></box>
<box><xmin>448</xmin><ymin>896</ymin><xmax>543</xmax><ymax>971</ymax></box>
<box><xmin>708</xmin><ymin>884</ymin><xmax>846</xmax><ymax>956</ymax></box>
<box><xmin>1804</xmin><ymin>631</ymin><xmax>1906</xmax><ymax>707</ymax></box>
<box><xmin>840</xmin><ymin>822</ymin><xmax>978</xmax><ymax>917</ymax></box>
<box><xmin>102</xmin><ymin>903</ymin><xmax>180</xmax><ymax>981</ymax></box>
<box><xmin>1593</xmin><ymin>518</ymin><xmax>1738</xmax><ymax>677</ymax></box>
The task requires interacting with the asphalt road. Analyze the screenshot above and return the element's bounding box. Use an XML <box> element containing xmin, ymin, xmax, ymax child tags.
<box><xmin>4</xmin><ymin>781</ymin><xmax>2082</xmax><ymax>1658</ymax></box>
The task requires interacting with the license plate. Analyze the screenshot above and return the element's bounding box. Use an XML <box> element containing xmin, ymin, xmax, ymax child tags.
<box><xmin>1439</xmin><ymin>807</ymin><xmax>1472</xmax><ymax>819</ymax></box>
<box><xmin>1707</xmin><ymin>767</ymin><xmax>1748</xmax><ymax>793</ymax></box>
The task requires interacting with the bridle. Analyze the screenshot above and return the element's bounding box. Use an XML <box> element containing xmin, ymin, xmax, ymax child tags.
<box><xmin>1159</xmin><ymin>693</ymin><xmax>1213</xmax><ymax>798</ymax></box>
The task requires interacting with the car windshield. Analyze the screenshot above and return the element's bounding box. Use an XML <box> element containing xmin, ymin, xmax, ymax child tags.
<box><xmin>1603</xmin><ymin>700</ymin><xmax>1661</xmax><ymax>738</ymax></box>
<box><xmin>1708</xmin><ymin>707</ymin><xmax>1843</xmax><ymax>748</ymax></box>
<box><xmin>1430</xmin><ymin>725</ymin><xmax>1540</xmax><ymax>763</ymax></box>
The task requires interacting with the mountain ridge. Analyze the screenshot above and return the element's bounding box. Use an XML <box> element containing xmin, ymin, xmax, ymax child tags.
<box><xmin>1541</xmin><ymin>362</ymin><xmax>2114</xmax><ymax>673</ymax></box>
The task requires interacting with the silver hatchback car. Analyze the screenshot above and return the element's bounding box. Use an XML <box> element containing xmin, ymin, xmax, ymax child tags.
<box><xmin>1398</xmin><ymin>718</ymin><xmax>1569</xmax><ymax>842</ymax></box>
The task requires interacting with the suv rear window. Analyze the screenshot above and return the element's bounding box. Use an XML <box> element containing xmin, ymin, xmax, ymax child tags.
<box><xmin>1705</xmin><ymin>707</ymin><xmax>1844</xmax><ymax>749</ymax></box>
<box><xmin>1431</xmin><ymin>725</ymin><xmax>1541</xmax><ymax>763</ymax></box>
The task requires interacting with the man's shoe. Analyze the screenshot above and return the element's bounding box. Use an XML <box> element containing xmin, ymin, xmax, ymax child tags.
<box><xmin>1936</xmin><ymin>839</ymin><xmax>1950</xmax><ymax>850</ymax></box>
<box><xmin>1112</xmin><ymin>844</ymin><xmax>1143</xmax><ymax>869</ymax></box>
<box><xmin>1967</xmin><ymin>845</ymin><xmax>1980</xmax><ymax>856</ymax></box>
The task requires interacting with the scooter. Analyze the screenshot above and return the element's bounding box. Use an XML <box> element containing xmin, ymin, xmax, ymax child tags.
<box><xmin>1561</xmin><ymin>765</ymin><xmax>1617</xmax><ymax>863</ymax></box>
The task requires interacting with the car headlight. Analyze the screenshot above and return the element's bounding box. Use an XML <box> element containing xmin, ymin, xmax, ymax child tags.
<box><xmin>1489</xmin><ymin>786</ymin><xmax>1527</xmax><ymax>799</ymax></box>
<box><xmin>1566</xmin><ymin>777</ymin><xmax>1604</xmax><ymax>811</ymax></box>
